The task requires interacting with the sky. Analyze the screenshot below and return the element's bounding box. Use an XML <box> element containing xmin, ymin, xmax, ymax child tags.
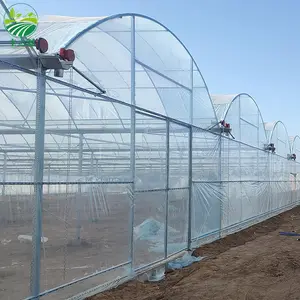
<box><xmin>5</xmin><ymin>0</ymin><xmax>300</xmax><ymax>137</ymax></box>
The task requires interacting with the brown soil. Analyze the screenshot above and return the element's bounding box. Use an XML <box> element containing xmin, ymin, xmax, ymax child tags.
<box><xmin>88</xmin><ymin>205</ymin><xmax>300</xmax><ymax>300</ymax></box>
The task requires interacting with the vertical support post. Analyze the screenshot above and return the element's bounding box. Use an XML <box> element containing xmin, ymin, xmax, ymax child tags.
<box><xmin>238</xmin><ymin>97</ymin><xmax>242</xmax><ymax>221</ymax></box>
<box><xmin>2</xmin><ymin>152</ymin><xmax>7</xmax><ymax>196</ymax></box>
<box><xmin>30</xmin><ymin>66</ymin><xmax>46</xmax><ymax>298</ymax></box>
<box><xmin>164</xmin><ymin>120</ymin><xmax>170</xmax><ymax>259</ymax></box>
<box><xmin>189</xmin><ymin>59</ymin><xmax>193</xmax><ymax>124</ymax></box>
<box><xmin>78</xmin><ymin>134</ymin><xmax>83</xmax><ymax>191</ymax></box>
<box><xmin>291</xmin><ymin>163</ymin><xmax>294</xmax><ymax>205</ymax></box>
<box><xmin>297</xmin><ymin>173</ymin><xmax>299</xmax><ymax>204</ymax></box>
<box><xmin>256</xmin><ymin>110</ymin><xmax>261</xmax><ymax>213</ymax></box>
<box><xmin>90</xmin><ymin>152</ymin><xmax>99</xmax><ymax>220</ymax></box>
<box><xmin>88</xmin><ymin>152</ymin><xmax>93</xmax><ymax>220</ymax></box>
<box><xmin>47</xmin><ymin>164</ymin><xmax>50</xmax><ymax>194</ymax></box>
<box><xmin>129</xmin><ymin>15</ymin><xmax>136</xmax><ymax>272</ymax></box>
<box><xmin>292</xmin><ymin>173</ymin><xmax>296</xmax><ymax>204</ymax></box>
<box><xmin>91</xmin><ymin>152</ymin><xmax>94</xmax><ymax>174</ymax></box>
<box><xmin>257</xmin><ymin>111</ymin><xmax>260</xmax><ymax>169</ymax></box>
<box><xmin>96</xmin><ymin>159</ymin><xmax>99</xmax><ymax>177</ymax></box>
<box><xmin>76</xmin><ymin>133</ymin><xmax>83</xmax><ymax>242</ymax></box>
<box><xmin>57</xmin><ymin>171</ymin><xmax>60</xmax><ymax>213</ymax></box>
<box><xmin>296</xmin><ymin>165</ymin><xmax>297</xmax><ymax>203</ymax></box>
<box><xmin>290</xmin><ymin>148</ymin><xmax>294</xmax><ymax>205</ymax></box>
<box><xmin>268</xmin><ymin>152</ymin><xmax>272</xmax><ymax>213</ymax></box>
<box><xmin>187</xmin><ymin>125</ymin><xmax>193</xmax><ymax>250</ymax></box>
<box><xmin>218</xmin><ymin>135</ymin><xmax>222</xmax><ymax>238</ymax></box>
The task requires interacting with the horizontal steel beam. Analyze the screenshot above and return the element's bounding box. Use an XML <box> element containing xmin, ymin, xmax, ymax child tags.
<box><xmin>0</xmin><ymin>126</ymin><xmax>190</xmax><ymax>135</ymax></box>
<box><xmin>0</xmin><ymin>57</ymin><xmax>103</xmax><ymax>97</ymax></box>
<box><xmin>0</xmin><ymin>54</ymin><xmax>73</xmax><ymax>70</ymax></box>
<box><xmin>0</xmin><ymin>145</ymin><xmax>268</xmax><ymax>154</ymax></box>
<box><xmin>135</xmin><ymin>59</ymin><xmax>192</xmax><ymax>92</ymax></box>
<box><xmin>0</xmin><ymin>146</ymin><xmax>259</xmax><ymax>153</ymax></box>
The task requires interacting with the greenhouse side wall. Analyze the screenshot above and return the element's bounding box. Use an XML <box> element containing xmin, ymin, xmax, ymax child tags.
<box><xmin>0</xmin><ymin>96</ymin><xmax>299</xmax><ymax>300</ymax></box>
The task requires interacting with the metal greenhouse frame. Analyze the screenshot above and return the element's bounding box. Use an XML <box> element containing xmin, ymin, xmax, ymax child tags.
<box><xmin>0</xmin><ymin>7</ymin><xmax>299</xmax><ymax>300</ymax></box>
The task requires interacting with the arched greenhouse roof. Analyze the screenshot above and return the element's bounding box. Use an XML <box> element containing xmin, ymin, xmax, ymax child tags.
<box><xmin>0</xmin><ymin>10</ymin><xmax>297</xmax><ymax>171</ymax></box>
<box><xmin>0</xmin><ymin>13</ymin><xmax>218</xmax><ymax>127</ymax></box>
<box><xmin>211</xmin><ymin>93</ymin><xmax>267</xmax><ymax>147</ymax></box>
<box><xmin>0</xmin><ymin>13</ymin><xmax>219</xmax><ymax>181</ymax></box>
<box><xmin>291</xmin><ymin>136</ymin><xmax>300</xmax><ymax>174</ymax></box>
<box><xmin>291</xmin><ymin>135</ymin><xmax>300</xmax><ymax>157</ymax></box>
<box><xmin>267</xmin><ymin>121</ymin><xmax>291</xmax><ymax>157</ymax></box>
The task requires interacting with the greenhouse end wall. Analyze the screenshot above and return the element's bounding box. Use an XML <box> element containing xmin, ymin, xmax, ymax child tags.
<box><xmin>0</xmin><ymin>13</ymin><xmax>299</xmax><ymax>300</ymax></box>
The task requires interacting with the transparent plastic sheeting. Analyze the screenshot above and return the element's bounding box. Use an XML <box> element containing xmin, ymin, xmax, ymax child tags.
<box><xmin>0</xmin><ymin>14</ymin><xmax>217</xmax><ymax>132</ymax></box>
<box><xmin>0</xmin><ymin>12</ymin><xmax>299</xmax><ymax>300</ymax></box>
<box><xmin>4</xmin><ymin>100</ymin><xmax>299</xmax><ymax>300</ymax></box>
<box><xmin>212</xmin><ymin>94</ymin><xmax>267</xmax><ymax>148</ymax></box>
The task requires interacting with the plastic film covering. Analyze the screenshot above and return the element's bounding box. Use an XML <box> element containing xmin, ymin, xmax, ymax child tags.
<box><xmin>291</xmin><ymin>136</ymin><xmax>300</xmax><ymax>178</ymax></box>
<box><xmin>38</xmin><ymin>92</ymin><xmax>133</xmax><ymax>297</ymax></box>
<box><xmin>0</xmin><ymin>68</ymin><xmax>38</xmax><ymax>298</ymax></box>
<box><xmin>211</xmin><ymin>94</ymin><xmax>237</xmax><ymax>120</ymax></box>
<box><xmin>191</xmin><ymin>128</ymin><xmax>221</xmax><ymax>244</ymax></box>
<box><xmin>293</xmin><ymin>137</ymin><xmax>300</xmax><ymax>203</ymax></box>
<box><xmin>221</xmin><ymin>138</ymin><xmax>268</xmax><ymax>234</ymax></box>
<box><xmin>133</xmin><ymin>112</ymin><xmax>167</xmax><ymax>268</ymax></box>
<box><xmin>0</xmin><ymin>11</ymin><xmax>300</xmax><ymax>300</ymax></box>
<box><xmin>269</xmin><ymin>121</ymin><xmax>291</xmax><ymax>157</ymax></box>
<box><xmin>167</xmin><ymin>122</ymin><xmax>189</xmax><ymax>255</ymax></box>
<box><xmin>291</xmin><ymin>136</ymin><xmax>300</xmax><ymax>159</ymax></box>
<box><xmin>212</xmin><ymin>94</ymin><xmax>267</xmax><ymax>147</ymax></box>
<box><xmin>22</xmin><ymin>14</ymin><xmax>219</xmax><ymax>129</ymax></box>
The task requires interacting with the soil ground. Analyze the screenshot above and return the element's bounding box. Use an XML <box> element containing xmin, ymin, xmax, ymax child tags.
<box><xmin>88</xmin><ymin>205</ymin><xmax>300</xmax><ymax>300</ymax></box>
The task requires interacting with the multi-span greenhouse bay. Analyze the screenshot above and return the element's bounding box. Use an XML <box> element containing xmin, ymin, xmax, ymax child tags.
<box><xmin>0</xmin><ymin>10</ymin><xmax>299</xmax><ymax>300</ymax></box>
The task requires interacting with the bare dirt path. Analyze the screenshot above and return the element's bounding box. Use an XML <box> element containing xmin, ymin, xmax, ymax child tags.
<box><xmin>88</xmin><ymin>206</ymin><xmax>300</xmax><ymax>300</ymax></box>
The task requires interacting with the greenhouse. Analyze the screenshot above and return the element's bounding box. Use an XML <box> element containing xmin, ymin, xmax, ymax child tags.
<box><xmin>0</xmin><ymin>8</ymin><xmax>299</xmax><ymax>300</ymax></box>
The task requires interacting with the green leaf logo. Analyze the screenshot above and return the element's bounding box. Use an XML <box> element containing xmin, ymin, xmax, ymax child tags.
<box><xmin>3</xmin><ymin>4</ymin><xmax>38</xmax><ymax>38</ymax></box>
<box><xmin>10</xmin><ymin>8</ymin><xmax>15</xmax><ymax>19</ymax></box>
